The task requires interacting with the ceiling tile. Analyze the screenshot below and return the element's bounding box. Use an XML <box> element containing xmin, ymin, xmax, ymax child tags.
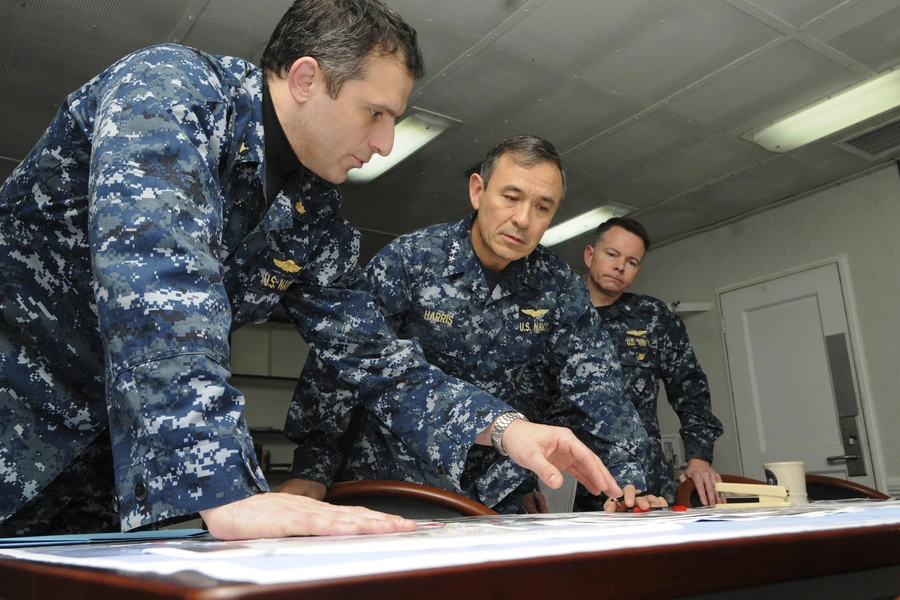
<box><xmin>386</xmin><ymin>0</ymin><xmax>533</xmax><ymax>90</ymax></box>
<box><xmin>0</xmin><ymin>162</ymin><xmax>15</xmax><ymax>184</ymax></box>
<box><xmin>0</xmin><ymin>0</ymin><xmax>188</xmax><ymax>161</ymax></box>
<box><xmin>666</xmin><ymin>39</ymin><xmax>865</xmax><ymax>135</ymax></box>
<box><xmin>790</xmin><ymin>139</ymin><xmax>887</xmax><ymax>174</ymax></box>
<box><xmin>562</xmin><ymin>108</ymin><xmax>719</xmax><ymax>179</ymax></box>
<box><xmin>410</xmin><ymin>41</ymin><xmax>573</xmax><ymax>136</ymax></box>
<box><xmin>489</xmin><ymin>0</ymin><xmax>683</xmax><ymax>76</ymax></box>
<box><xmin>182</xmin><ymin>0</ymin><xmax>293</xmax><ymax>61</ymax></box>
<box><xmin>806</xmin><ymin>0</ymin><xmax>900</xmax><ymax>71</ymax></box>
<box><xmin>636</xmin><ymin>154</ymin><xmax>844</xmax><ymax>238</ymax></box>
<box><xmin>745</xmin><ymin>0</ymin><xmax>847</xmax><ymax>29</ymax></box>
<box><xmin>576</xmin><ymin>0</ymin><xmax>779</xmax><ymax>104</ymax></box>
<box><xmin>5</xmin><ymin>0</ymin><xmax>900</xmax><ymax>262</ymax></box>
<box><xmin>627</xmin><ymin>134</ymin><xmax>773</xmax><ymax>199</ymax></box>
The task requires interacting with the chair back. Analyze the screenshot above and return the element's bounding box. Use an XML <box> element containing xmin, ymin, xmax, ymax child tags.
<box><xmin>675</xmin><ymin>473</ymin><xmax>891</xmax><ymax>507</ymax></box>
<box><xmin>804</xmin><ymin>474</ymin><xmax>890</xmax><ymax>500</ymax></box>
<box><xmin>324</xmin><ymin>480</ymin><xmax>498</xmax><ymax>519</ymax></box>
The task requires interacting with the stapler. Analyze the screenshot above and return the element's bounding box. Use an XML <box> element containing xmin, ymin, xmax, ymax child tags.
<box><xmin>713</xmin><ymin>483</ymin><xmax>793</xmax><ymax>508</ymax></box>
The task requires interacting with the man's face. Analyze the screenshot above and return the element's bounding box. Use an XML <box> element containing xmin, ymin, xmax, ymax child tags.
<box><xmin>469</xmin><ymin>154</ymin><xmax>563</xmax><ymax>271</ymax></box>
<box><xmin>584</xmin><ymin>225</ymin><xmax>645</xmax><ymax>299</ymax></box>
<box><xmin>289</xmin><ymin>54</ymin><xmax>414</xmax><ymax>184</ymax></box>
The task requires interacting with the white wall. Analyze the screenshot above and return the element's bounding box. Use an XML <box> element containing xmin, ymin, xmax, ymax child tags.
<box><xmin>629</xmin><ymin>164</ymin><xmax>900</xmax><ymax>495</ymax></box>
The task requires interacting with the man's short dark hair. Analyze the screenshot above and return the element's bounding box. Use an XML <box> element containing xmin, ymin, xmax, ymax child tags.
<box><xmin>261</xmin><ymin>0</ymin><xmax>425</xmax><ymax>98</ymax></box>
<box><xmin>479</xmin><ymin>135</ymin><xmax>567</xmax><ymax>200</ymax></box>
<box><xmin>591</xmin><ymin>217</ymin><xmax>652</xmax><ymax>252</ymax></box>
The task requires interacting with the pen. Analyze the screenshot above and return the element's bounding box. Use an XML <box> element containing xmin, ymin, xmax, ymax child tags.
<box><xmin>608</xmin><ymin>490</ymin><xmax>658</xmax><ymax>504</ymax></box>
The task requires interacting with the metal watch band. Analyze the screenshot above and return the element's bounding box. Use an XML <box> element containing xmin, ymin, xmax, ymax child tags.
<box><xmin>490</xmin><ymin>411</ymin><xmax>528</xmax><ymax>456</ymax></box>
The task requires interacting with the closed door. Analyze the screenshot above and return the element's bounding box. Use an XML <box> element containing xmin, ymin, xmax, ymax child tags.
<box><xmin>720</xmin><ymin>262</ymin><xmax>876</xmax><ymax>488</ymax></box>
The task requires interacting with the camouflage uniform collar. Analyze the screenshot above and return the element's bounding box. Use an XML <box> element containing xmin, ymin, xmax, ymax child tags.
<box><xmin>444</xmin><ymin>213</ymin><xmax>544</xmax><ymax>297</ymax></box>
<box><xmin>257</xmin><ymin>167</ymin><xmax>340</xmax><ymax>231</ymax></box>
<box><xmin>236</xmin><ymin>70</ymin><xmax>340</xmax><ymax>231</ymax></box>
<box><xmin>261</xmin><ymin>81</ymin><xmax>301</xmax><ymax>179</ymax></box>
<box><xmin>233</xmin><ymin>69</ymin><xmax>265</xmax><ymax>167</ymax></box>
<box><xmin>442</xmin><ymin>214</ymin><xmax>480</xmax><ymax>280</ymax></box>
<box><xmin>601</xmin><ymin>292</ymin><xmax>637</xmax><ymax>320</ymax></box>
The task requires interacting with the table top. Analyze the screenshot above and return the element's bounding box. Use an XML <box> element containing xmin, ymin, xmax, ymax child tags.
<box><xmin>2</xmin><ymin>501</ymin><xmax>900</xmax><ymax>600</ymax></box>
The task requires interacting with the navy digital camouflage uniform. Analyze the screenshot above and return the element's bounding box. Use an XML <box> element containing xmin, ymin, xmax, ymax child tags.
<box><xmin>596</xmin><ymin>293</ymin><xmax>723</xmax><ymax>499</ymax></box>
<box><xmin>0</xmin><ymin>44</ymin><xmax>512</xmax><ymax>534</ymax></box>
<box><xmin>286</xmin><ymin>215</ymin><xmax>649</xmax><ymax>512</ymax></box>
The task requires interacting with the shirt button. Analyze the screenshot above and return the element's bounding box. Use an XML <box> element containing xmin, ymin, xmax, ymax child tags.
<box><xmin>134</xmin><ymin>481</ymin><xmax>148</xmax><ymax>502</ymax></box>
<box><xmin>112</xmin><ymin>494</ymin><xmax>120</xmax><ymax>513</ymax></box>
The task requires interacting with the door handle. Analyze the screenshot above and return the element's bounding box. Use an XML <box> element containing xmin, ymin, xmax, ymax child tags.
<box><xmin>826</xmin><ymin>454</ymin><xmax>859</xmax><ymax>462</ymax></box>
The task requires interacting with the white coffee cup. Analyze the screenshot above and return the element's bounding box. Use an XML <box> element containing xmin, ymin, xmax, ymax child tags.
<box><xmin>763</xmin><ymin>461</ymin><xmax>808</xmax><ymax>504</ymax></box>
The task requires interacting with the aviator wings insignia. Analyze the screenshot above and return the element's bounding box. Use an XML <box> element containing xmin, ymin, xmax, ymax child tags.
<box><xmin>273</xmin><ymin>259</ymin><xmax>302</xmax><ymax>273</ymax></box>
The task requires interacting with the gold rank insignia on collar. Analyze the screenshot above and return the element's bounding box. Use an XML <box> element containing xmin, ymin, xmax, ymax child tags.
<box><xmin>521</xmin><ymin>308</ymin><xmax>549</xmax><ymax>318</ymax></box>
<box><xmin>626</xmin><ymin>329</ymin><xmax>648</xmax><ymax>336</ymax></box>
<box><xmin>239</xmin><ymin>142</ymin><xmax>247</xmax><ymax>153</ymax></box>
<box><xmin>294</xmin><ymin>201</ymin><xmax>306</xmax><ymax>215</ymax></box>
<box><xmin>274</xmin><ymin>258</ymin><xmax>302</xmax><ymax>273</ymax></box>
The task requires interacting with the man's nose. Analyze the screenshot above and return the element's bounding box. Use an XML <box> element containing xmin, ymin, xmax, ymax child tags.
<box><xmin>370</xmin><ymin>120</ymin><xmax>396</xmax><ymax>157</ymax></box>
<box><xmin>511</xmin><ymin>202</ymin><xmax>531</xmax><ymax>228</ymax></box>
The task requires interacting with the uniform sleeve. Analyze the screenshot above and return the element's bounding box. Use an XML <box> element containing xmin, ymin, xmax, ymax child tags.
<box><xmin>541</xmin><ymin>279</ymin><xmax>649</xmax><ymax>499</ymax></box>
<box><xmin>88</xmin><ymin>50</ymin><xmax>266</xmax><ymax>530</ymax></box>
<box><xmin>657</xmin><ymin>308</ymin><xmax>723</xmax><ymax>463</ymax></box>
<box><xmin>284</xmin><ymin>351</ymin><xmax>355</xmax><ymax>485</ymax></box>
<box><xmin>501</xmin><ymin>272</ymin><xmax>649</xmax><ymax>513</ymax></box>
<box><xmin>283</xmin><ymin>235</ymin><xmax>513</xmax><ymax>488</ymax></box>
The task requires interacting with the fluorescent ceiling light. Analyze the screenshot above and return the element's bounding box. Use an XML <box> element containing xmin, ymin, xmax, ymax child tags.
<box><xmin>346</xmin><ymin>108</ymin><xmax>458</xmax><ymax>184</ymax></box>
<box><xmin>746</xmin><ymin>69</ymin><xmax>900</xmax><ymax>153</ymax></box>
<box><xmin>540</xmin><ymin>203</ymin><xmax>632</xmax><ymax>247</ymax></box>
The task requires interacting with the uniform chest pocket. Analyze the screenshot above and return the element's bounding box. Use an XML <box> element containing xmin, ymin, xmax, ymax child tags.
<box><xmin>616</xmin><ymin>336</ymin><xmax>660</xmax><ymax>407</ymax></box>
<box><xmin>232</xmin><ymin>253</ymin><xmax>305</xmax><ymax>325</ymax></box>
<box><xmin>617</xmin><ymin>334</ymin><xmax>659</xmax><ymax>369</ymax></box>
<box><xmin>403</xmin><ymin>307</ymin><xmax>470</xmax><ymax>371</ymax></box>
<box><xmin>504</xmin><ymin>315</ymin><xmax>551</xmax><ymax>366</ymax></box>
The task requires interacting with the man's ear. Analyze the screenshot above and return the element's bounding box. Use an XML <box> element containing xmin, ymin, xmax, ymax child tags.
<box><xmin>469</xmin><ymin>173</ymin><xmax>485</xmax><ymax>211</ymax></box>
<box><xmin>287</xmin><ymin>57</ymin><xmax>319</xmax><ymax>104</ymax></box>
<box><xmin>584</xmin><ymin>244</ymin><xmax>595</xmax><ymax>270</ymax></box>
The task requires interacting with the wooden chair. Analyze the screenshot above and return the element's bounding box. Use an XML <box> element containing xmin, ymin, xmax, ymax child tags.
<box><xmin>804</xmin><ymin>474</ymin><xmax>890</xmax><ymax>500</ymax></box>
<box><xmin>675</xmin><ymin>473</ymin><xmax>891</xmax><ymax>508</ymax></box>
<box><xmin>324</xmin><ymin>480</ymin><xmax>498</xmax><ymax>519</ymax></box>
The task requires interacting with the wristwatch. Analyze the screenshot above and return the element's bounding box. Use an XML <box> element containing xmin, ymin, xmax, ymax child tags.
<box><xmin>490</xmin><ymin>411</ymin><xmax>528</xmax><ymax>456</ymax></box>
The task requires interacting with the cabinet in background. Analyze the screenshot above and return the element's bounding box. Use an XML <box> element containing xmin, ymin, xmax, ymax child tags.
<box><xmin>230</xmin><ymin>322</ymin><xmax>309</xmax><ymax>379</ymax></box>
<box><xmin>230</xmin><ymin>322</ymin><xmax>310</xmax><ymax>488</ymax></box>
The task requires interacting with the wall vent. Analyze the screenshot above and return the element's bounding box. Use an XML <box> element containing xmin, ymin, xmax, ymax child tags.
<box><xmin>836</xmin><ymin>118</ymin><xmax>900</xmax><ymax>161</ymax></box>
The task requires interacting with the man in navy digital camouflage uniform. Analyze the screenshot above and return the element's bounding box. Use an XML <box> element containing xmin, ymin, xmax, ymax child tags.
<box><xmin>584</xmin><ymin>217</ymin><xmax>724</xmax><ymax>505</ymax></box>
<box><xmin>282</xmin><ymin>136</ymin><xmax>662</xmax><ymax>513</ymax></box>
<box><xmin>0</xmin><ymin>0</ymin><xmax>621</xmax><ymax>540</ymax></box>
